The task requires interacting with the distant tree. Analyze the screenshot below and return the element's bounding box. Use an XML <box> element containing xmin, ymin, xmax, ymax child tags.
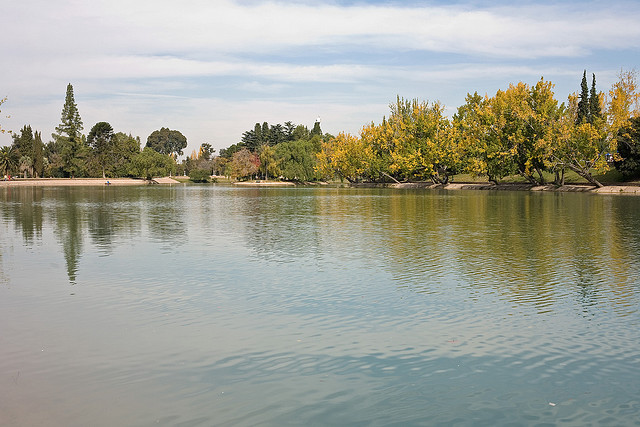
<box><xmin>212</xmin><ymin>156</ymin><xmax>228</xmax><ymax>176</ymax></box>
<box><xmin>577</xmin><ymin>71</ymin><xmax>590</xmax><ymax>124</ymax></box>
<box><xmin>32</xmin><ymin>131</ymin><xmax>44</xmax><ymax>178</ymax></box>
<box><xmin>189</xmin><ymin>168</ymin><xmax>210</xmax><ymax>183</ymax></box>
<box><xmin>12</xmin><ymin>125</ymin><xmax>33</xmax><ymax>158</ymax></box>
<box><xmin>292</xmin><ymin>124</ymin><xmax>310</xmax><ymax>141</ymax></box>
<box><xmin>19</xmin><ymin>155</ymin><xmax>32</xmax><ymax>178</ymax></box>
<box><xmin>87</xmin><ymin>121</ymin><xmax>115</xmax><ymax>178</ymax></box>
<box><xmin>53</xmin><ymin>83</ymin><xmax>87</xmax><ymax>177</ymax></box>
<box><xmin>311</xmin><ymin>120</ymin><xmax>322</xmax><ymax>137</ymax></box>
<box><xmin>60</xmin><ymin>136</ymin><xmax>89</xmax><ymax>178</ymax></box>
<box><xmin>146</xmin><ymin>127</ymin><xmax>187</xmax><ymax>157</ymax></box>
<box><xmin>199</xmin><ymin>143</ymin><xmax>215</xmax><ymax>160</ymax></box>
<box><xmin>259</xmin><ymin>145</ymin><xmax>279</xmax><ymax>180</ymax></box>
<box><xmin>228</xmin><ymin>148</ymin><xmax>259</xmax><ymax>179</ymax></box>
<box><xmin>270</xmin><ymin>124</ymin><xmax>286</xmax><ymax>145</ymax></box>
<box><xmin>589</xmin><ymin>73</ymin><xmax>602</xmax><ymax>123</ymax></box>
<box><xmin>275</xmin><ymin>139</ymin><xmax>318</xmax><ymax>181</ymax></box>
<box><xmin>261</xmin><ymin>122</ymin><xmax>270</xmax><ymax>145</ymax></box>
<box><xmin>112</xmin><ymin>133</ymin><xmax>141</xmax><ymax>177</ymax></box>
<box><xmin>284</xmin><ymin>121</ymin><xmax>296</xmax><ymax>141</ymax></box>
<box><xmin>55</xmin><ymin>83</ymin><xmax>83</xmax><ymax>140</ymax></box>
<box><xmin>219</xmin><ymin>143</ymin><xmax>243</xmax><ymax>159</ymax></box>
<box><xmin>614</xmin><ymin>117</ymin><xmax>640</xmax><ymax>178</ymax></box>
<box><xmin>128</xmin><ymin>147</ymin><xmax>176</xmax><ymax>180</ymax></box>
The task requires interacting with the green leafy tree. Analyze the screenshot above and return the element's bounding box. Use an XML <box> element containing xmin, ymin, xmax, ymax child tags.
<box><xmin>87</xmin><ymin>122</ymin><xmax>115</xmax><ymax>178</ymax></box>
<box><xmin>146</xmin><ymin>127</ymin><xmax>187</xmax><ymax>157</ymax></box>
<box><xmin>128</xmin><ymin>147</ymin><xmax>175</xmax><ymax>180</ymax></box>
<box><xmin>189</xmin><ymin>168</ymin><xmax>211</xmax><ymax>183</ymax></box>
<box><xmin>292</xmin><ymin>125</ymin><xmax>310</xmax><ymax>141</ymax></box>
<box><xmin>259</xmin><ymin>145</ymin><xmax>279</xmax><ymax>180</ymax></box>
<box><xmin>275</xmin><ymin>139</ymin><xmax>318</xmax><ymax>181</ymax></box>
<box><xmin>112</xmin><ymin>133</ymin><xmax>141</xmax><ymax>177</ymax></box>
<box><xmin>614</xmin><ymin>117</ymin><xmax>640</xmax><ymax>178</ymax></box>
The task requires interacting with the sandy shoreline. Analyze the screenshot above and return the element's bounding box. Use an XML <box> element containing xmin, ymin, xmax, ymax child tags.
<box><xmin>390</xmin><ymin>182</ymin><xmax>640</xmax><ymax>194</ymax></box>
<box><xmin>0</xmin><ymin>177</ymin><xmax>181</xmax><ymax>186</ymax></box>
<box><xmin>2</xmin><ymin>177</ymin><xmax>639</xmax><ymax>194</ymax></box>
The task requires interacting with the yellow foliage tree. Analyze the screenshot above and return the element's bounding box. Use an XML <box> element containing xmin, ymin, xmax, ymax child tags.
<box><xmin>386</xmin><ymin>97</ymin><xmax>455</xmax><ymax>183</ymax></box>
<box><xmin>316</xmin><ymin>132</ymin><xmax>373</xmax><ymax>182</ymax></box>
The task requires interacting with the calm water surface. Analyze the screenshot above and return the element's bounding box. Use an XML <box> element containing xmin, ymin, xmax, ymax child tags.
<box><xmin>1</xmin><ymin>185</ymin><xmax>639</xmax><ymax>426</ymax></box>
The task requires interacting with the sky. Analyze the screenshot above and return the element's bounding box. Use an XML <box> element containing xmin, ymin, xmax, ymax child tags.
<box><xmin>1</xmin><ymin>0</ymin><xmax>639</xmax><ymax>157</ymax></box>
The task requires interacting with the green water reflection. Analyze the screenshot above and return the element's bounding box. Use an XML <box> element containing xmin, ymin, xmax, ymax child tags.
<box><xmin>1</xmin><ymin>186</ymin><xmax>639</xmax><ymax>314</ymax></box>
<box><xmin>1</xmin><ymin>185</ymin><xmax>640</xmax><ymax>426</ymax></box>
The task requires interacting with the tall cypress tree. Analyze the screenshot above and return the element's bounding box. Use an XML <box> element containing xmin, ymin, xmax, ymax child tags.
<box><xmin>589</xmin><ymin>73</ymin><xmax>601</xmax><ymax>123</ymax></box>
<box><xmin>577</xmin><ymin>70</ymin><xmax>590</xmax><ymax>124</ymax></box>
<box><xmin>33</xmin><ymin>131</ymin><xmax>44</xmax><ymax>178</ymax></box>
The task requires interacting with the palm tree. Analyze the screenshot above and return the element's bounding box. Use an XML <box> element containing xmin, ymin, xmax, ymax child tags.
<box><xmin>0</xmin><ymin>146</ymin><xmax>18</xmax><ymax>177</ymax></box>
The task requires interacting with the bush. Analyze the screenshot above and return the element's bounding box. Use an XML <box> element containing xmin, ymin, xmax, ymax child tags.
<box><xmin>189</xmin><ymin>168</ymin><xmax>211</xmax><ymax>183</ymax></box>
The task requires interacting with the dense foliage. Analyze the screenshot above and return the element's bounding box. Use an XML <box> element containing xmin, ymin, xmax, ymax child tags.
<box><xmin>614</xmin><ymin>117</ymin><xmax>640</xmax><ymax>178</ymax></box>
<box><xmin>316</xmin><ymin>70</ymin><xmax>640</xmax><ymax>187</ymax></box>
<box><xmin>216</xmin><ymin>120</ymin><xmax>328</xmax><ymax>181</ymax></box>
<box><xmin>3</xmin><ymin>72</ymin><xmax>639</xmax><ymax>184</ymax></box>
<box><xmin>2</xmin><ymin>84</ymin><xmax>179</xmax><ymax>179</ymax></box>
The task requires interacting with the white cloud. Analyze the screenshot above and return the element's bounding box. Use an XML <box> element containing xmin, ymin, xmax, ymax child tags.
<box><xmin>1</xmin><ymin>0</ymin><xmax>639</xmax><ymax>154</ymax></box>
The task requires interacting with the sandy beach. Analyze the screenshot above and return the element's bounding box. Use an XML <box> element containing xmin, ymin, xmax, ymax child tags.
<box><xmin>0</xmin><ymin>177</ymin><xmax>181</xmax><ymax>187</ymax></box>
<box><xmin>391</xmin><ymin>182</ymin><xmax>640</xmax><ymax>194</ymax></box>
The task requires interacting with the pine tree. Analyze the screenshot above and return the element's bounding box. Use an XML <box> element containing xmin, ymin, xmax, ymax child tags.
<box><xmin>311</xmin><ymin>120</ymin><xmax>322</xmax><ymax>137</ymax></box>
<box><xmin>13</xmin><ymin>125</ymin><xmax>33</xmax><ymax>158</ymax></box>
<box><xmin>577</xmin><ymin>70</ymin><xmax>590</xmax><ymax>124</ymax></box>
<box><xmin>54</xmin><ymin>84</ymin><xmax>87</xmax><ymax>177</ymax></box>
<box><xmin>589</xmin><ymin>73</ymin><xmax>601</xmax><ymax>123</ymax></box>
<box><xmin>55</xmin><ymin>83</ymin><xmax>83</xmax><ymax>139</ymax></box>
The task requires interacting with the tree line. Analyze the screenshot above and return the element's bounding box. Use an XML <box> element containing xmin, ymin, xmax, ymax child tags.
<box><xmin>2</xmin><ymin>71</ymin><xmax>639</xmax><ymax>185</ymax></box>
<box><xmin>0</xmin><ymin>84</ymin><xmax>188</xmax><ymax>180</ymax></box>
<box><xmin>316</xmin><ymin>70</ymin><xmax>640</xmax><ymax>187</ymax></box>
<box><xmin>184</xmin><ymin>119</ymin><xmax>331</xmax><ymax>182</ymax></box>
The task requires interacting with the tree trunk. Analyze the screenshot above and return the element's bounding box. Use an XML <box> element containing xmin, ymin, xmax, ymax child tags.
<box><xmin>567</xmin><ymin>165</ymin><xmax>603</xmax><ymax>188</ymax></box>
<box><xmin>381</xmin><ymin>171</ymin><xmax>401</xmax><ymax>184</ymax></box>
<box><xmin>554</xmin><ymin>169</ymin><xmax>565</xmax><ymax>186</ymax></box>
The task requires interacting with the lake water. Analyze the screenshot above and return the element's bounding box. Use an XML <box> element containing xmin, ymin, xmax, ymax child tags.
<box><xmin>1</xmin><ymin>185</ymin><xmax>640</xmax><ymax>426</ymax></box>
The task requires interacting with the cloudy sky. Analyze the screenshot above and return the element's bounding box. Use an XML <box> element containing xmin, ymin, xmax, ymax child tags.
<box><xmin>1</xmin><ymin>0</ymin><xmax>639</xmax><ymax>156</ymax></box>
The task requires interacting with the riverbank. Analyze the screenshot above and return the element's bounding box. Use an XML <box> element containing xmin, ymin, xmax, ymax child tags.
<box><xmin>0</xmin><ymin>177</ymin><xmax>181</xmax><ymax>186</ymax></box>
<box><xmin>386</xmin><ymin>182</ymin><xmax>640</xmax><ymax>194</ymax></box>
<box><xmin>233</xmin><ymin>180</ymin><xmax>296</xmax><ymax>186</ymax></box>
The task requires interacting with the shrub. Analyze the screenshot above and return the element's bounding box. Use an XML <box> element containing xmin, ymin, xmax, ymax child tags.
<box><xmin>189</xmin><ymin>168</ymin><xmax>211</xmax><ymax>183</ymax></box>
